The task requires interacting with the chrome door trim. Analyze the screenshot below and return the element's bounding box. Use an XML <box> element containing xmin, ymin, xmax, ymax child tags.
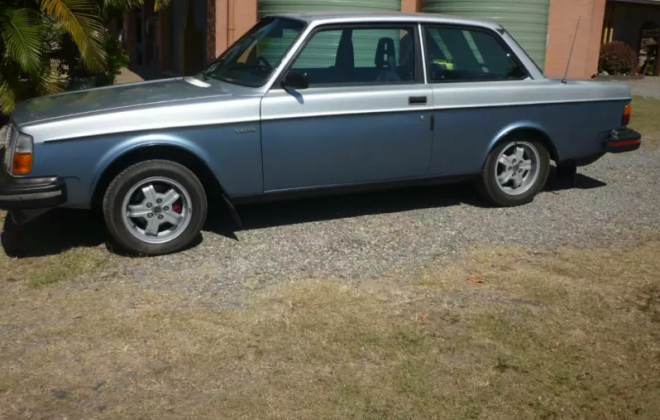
<box><xmin>260</xmin><ymin>99</ymin><xmax>630</xmax><ymax>122</ymax></box>
<box><xmin>418</xmin><ymin>23</ymin><xmax>428</xmax><ymax>84</ymax></box>
<box><xmin>260</xmin><ymin>106</ymin><xmax>435</xmax><ymax>122</ymax></box>
<box><xmin>261</xmin><ymin>84</ymin><xmax>434</xmax><ymax>122</ymax></box>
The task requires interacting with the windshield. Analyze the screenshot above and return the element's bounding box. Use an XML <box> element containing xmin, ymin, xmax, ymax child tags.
<box><xmin>203</xmin><ymin>18</ymin><xmax>306</xmax><ymax>88</ymax></box>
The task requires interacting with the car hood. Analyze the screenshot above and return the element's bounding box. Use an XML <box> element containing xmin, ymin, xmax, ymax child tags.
<box><xmin>12</xmin><ymin>77</ymin><xmax>229</xmax><ymax>127</ymax></box>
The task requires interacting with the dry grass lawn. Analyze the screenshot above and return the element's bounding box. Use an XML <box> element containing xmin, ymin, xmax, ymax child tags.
<box><xmin>632</xmin><ymin>95</ymin><xmax>660</xmax><ymax>143</ymax></box>
<box><xmin>1</xmin><ymin>236</ymin><xmax>659</xmax><ymax>419</ymax></box>
<box><xmin>0</xmin><ymin>95</ymin><xmax>659</xmax><ymax>419</ymax></box>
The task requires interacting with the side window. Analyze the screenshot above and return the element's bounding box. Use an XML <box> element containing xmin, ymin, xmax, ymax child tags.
<box><xmin>289</xmin><ymin>26</ymin><xmax>416</xmax><ymax>87</ymax></box>
<box><xmin>423</xmin><ymin>26</ymin><xmax>527</xmax><ymax>83</ymax></box>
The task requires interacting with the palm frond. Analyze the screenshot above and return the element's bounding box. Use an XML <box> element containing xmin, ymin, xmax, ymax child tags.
<box><xmin>36</xmin><ymin>58</ymin><xmax>66</xmax><ymax>96</ymax></box>
<box><xmin>0</xmin><ymin>77</ymin><xmax>18</xmax><ymax>115</ymax></box>
<box><xmin>39</xmin><ymin>0</ymin><xmax>107</xmax><ymax>71</ymax></box>
<box><xmin>103</xmin><ymin>0</ymin><xmax>143</xmax><ymax>10</ymax></box>
<box><xmin>155</xmin><ymin>0</ymin><xmax>171</xmax><ymax>12</ymax></box>
<box><xmin>0</xmin><ymin>8</ymin><xmax>43</xmax><ymax>73</ymax></box>
<box><xmin>101</xmin><ymin>0</ymin><xmax>142</xmax><ymax>18</ymax></box>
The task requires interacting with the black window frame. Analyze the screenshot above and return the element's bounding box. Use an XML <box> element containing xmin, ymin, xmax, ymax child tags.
<box><xmin>274</xmin><ymin>22</ymin><xmax>425</xmax><ymax>89</ymax></box>
<box><xmin>421</xmin><ymin>24</ymin><xmax>531</xmax><ymax>84</ymax></box>
<box><xmin>204</xmin><ymin>17</ymin><xmax>309</xmax><ymax>88</ymax></box>
<box><xmin>501</xmin><ymin>28</ymin><xmax>544</xmax><ymax>76</ymax></box>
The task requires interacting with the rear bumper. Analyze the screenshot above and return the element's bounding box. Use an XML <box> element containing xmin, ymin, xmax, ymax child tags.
<box><xmin>605</xmin><ymin>129</ymin><xmax>642</xmax><ymax>153</ymax></box>
<box><xmin>0</xmin><ymin>149</ymin><xmax>66</xmax><ymax>210</ymax></box>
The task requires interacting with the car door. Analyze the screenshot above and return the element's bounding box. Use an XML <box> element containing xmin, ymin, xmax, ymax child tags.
<box><xmin>421</xmin><ymin>24</ymin><xmax>535</xmax><ymax>178</ymax></box>
<box><xmin>260</xmin><ymin>23</ymin><xmax>433</xmax><ymax>192</ymax></box>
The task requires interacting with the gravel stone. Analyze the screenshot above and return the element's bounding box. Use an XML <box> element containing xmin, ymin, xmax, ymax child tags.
<box><xmin>3</xmin><ymin>133</ymin><xmax>659</xmax><ymax>308</ymax></box>
<box><xmin>76</xmin><ymin>142</ymin><xmax>660</xmax><ymax>305</ymax></box>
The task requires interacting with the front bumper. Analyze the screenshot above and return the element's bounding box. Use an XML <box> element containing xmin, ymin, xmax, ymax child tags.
<box><xmin>605</xmin><ymin>129</ymin><xmax>642</xmax><ymax>153</ymax></box>
<box><xmin>0</xmin><ymin>148</ymin><xmax>66</xmax><ymax>210</ymax></box>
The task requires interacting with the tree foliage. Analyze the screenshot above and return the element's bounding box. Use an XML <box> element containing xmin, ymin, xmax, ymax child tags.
<box><xmin>0</xmin><ymin>0</ymin><xmax>169</xmax><ymax>114</ymax></box>
<box><xmin>599</xmin><ymin>41</ymin><xmax>639</xmax><ymax>76</ymax></box>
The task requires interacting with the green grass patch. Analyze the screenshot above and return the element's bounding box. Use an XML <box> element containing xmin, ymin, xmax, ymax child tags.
<box><xmin>0</xmin><ymin>247</ymin><xmax>108</xmax><ymax>289</ymax></box>
<box><xmin>26</xmin><ymin>250</ymin><xmax>107</xmax><ymax>289</ymax></box>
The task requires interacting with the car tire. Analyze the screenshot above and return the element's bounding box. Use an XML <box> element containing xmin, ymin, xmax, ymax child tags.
<box><xmin>103</xmin><ymin>160</ymin><xmax>208</xmax><ymax>256</ymax></box>
<box><xmin>477</xmin><ymin>138</ymin><xmax>550</xmax><ymax>207</ymax></box>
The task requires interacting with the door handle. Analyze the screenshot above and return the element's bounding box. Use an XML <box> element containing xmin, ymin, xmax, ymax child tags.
<box><xmin>409</xmin><ymin>96</ymin><xmax>427</xmax><ymax>105</ymax></box>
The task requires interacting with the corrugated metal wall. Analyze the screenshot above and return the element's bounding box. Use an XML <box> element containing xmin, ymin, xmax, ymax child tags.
<box><xmin>421</xmin><ymin>0</ymin><xmax>550</xmax><ymax>70</ymax></box>
<box><xmin>257</xmin><ymin>0</ymin><xmax>401</xmax><ymax>17</ymax></box>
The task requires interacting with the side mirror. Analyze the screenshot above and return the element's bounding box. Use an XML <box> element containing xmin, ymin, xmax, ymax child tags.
<box><xmin>281</xmin><ymin>72</ymin><xmax>309</xmax><ymax>90</ymax></box>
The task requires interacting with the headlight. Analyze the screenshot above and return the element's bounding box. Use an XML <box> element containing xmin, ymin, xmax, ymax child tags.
<box><xmin>11</xmin><ymin>133</ymin><xmax>34</xmax><ymax>175</ymax></box>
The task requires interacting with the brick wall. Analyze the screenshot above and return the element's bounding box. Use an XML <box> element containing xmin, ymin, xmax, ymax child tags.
<box><xmin>545</xmin><ymin>0</ymin><xmax>606</xmax><ymax>79</ymax></box>
<box><xmin>207</xmin><ymin>0</ymin><xmax>608</xmax><ymax>80</ymax></box>
<box><xmin>214</xmin><ymin>0</ymin><xmax>258</xmax><ymax>56</ymax></box>
<box><xmin>402</xmin><ymin>0</ymin><xmax>417</xmax><ymax>13</ymax></box>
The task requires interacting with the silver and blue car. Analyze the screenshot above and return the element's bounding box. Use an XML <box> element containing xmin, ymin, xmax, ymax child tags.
<box><xmin>0</xmin><ymin>12</ymin><xmax>642</xmax><ymax>255</ymax></box>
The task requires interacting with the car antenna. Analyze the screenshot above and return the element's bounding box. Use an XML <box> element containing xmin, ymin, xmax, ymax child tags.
<box><xmin>562</xmin><ymin>16</ymin><xmax>582</xmax><ymax>84</ymax></box>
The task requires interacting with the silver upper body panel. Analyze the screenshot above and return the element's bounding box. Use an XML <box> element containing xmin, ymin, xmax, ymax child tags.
<box><xmin>17</xmin><ymin>78</ymin><xmax>261</xmax><ymax>143</ymax></box>
<box><xmin>10</xmin><ymin>12</ymin><xmax>631</xmax><ymax>144</ymax></box>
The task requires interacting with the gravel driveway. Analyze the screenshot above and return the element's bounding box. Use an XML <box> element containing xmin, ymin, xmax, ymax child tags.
<box><xmin>5</xmin><ymin>139</ymin><xmax>659</xmax><ymax>306</ymax></box>
<box><xmin>625</xmin><ymin>77</ymin><xmax>660</xmax><ymax>98</ymax></box>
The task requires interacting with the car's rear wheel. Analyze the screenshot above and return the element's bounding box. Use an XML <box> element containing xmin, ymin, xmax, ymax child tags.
<box><xmin>477</xmin><ymin>139</ymin><xmax>550</xmax><ymax>207</ymax></box>
<box><xmin>103</xmin><ymin>160</ymin><xmax>207</xmax><ymax>255</ymax></box>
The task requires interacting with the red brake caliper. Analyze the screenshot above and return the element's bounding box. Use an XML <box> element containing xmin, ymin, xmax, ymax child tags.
<box><xmin>172</xmin><ymin>202</ymin><xmax>182</xmax><ymax>213</ymax></box>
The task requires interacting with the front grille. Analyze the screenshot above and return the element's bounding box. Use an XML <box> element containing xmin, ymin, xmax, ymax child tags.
<box><xmin>3</xmin><ymin>124</ymin><xmax>16</xmax><ymax>171</ymax></box>
<box><xmin>1</xmin><ymin>124</ymin><xmax>11</xmax><ymax>148</ymax></box>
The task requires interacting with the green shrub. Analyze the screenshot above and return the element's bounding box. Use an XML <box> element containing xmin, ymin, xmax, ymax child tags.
<box><xmin>65</xmin><ymin>33</ymin><xmax>129</xmax><ymax>89</ymax></box>
<box><xmin>599</xmin><ymin>41</ymin><xmax>638</xmax><ymax>75</ymax></box>
<box><xmin>95</xmin><ymin>35</ymin><xmax>129</xmax><ymax>86</ymax></box>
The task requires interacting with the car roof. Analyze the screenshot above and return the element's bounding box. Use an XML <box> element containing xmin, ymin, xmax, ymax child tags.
<box><xmin>265</xmin><ymin>11</ymin><xmax>503</xmax><ymax>31</ymax></box>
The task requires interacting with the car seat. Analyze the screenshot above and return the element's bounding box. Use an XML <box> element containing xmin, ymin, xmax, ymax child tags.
<box><xmin>375</xmin><ymin>37</ymin><xmax>400</xmax><ymax>82</ymax></box>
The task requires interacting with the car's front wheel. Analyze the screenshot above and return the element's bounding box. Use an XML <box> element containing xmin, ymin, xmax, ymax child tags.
<box><xmin>477</xmin><ymin>139</ymin><xmax>550</xmax><ymax>207</ymax></box>
<box><xmin>103</xmin><ymin>160</ymin><xmax>208</xmax><ymax>255</ymax></box>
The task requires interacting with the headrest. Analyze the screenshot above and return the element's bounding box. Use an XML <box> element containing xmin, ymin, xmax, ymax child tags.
<box><xmin>375</xmin><ymin>37</ymin><xmax>396</xmax><ymax>68</ymax></box>
<box><xmin>335</xmin><ymin>29</ymin><xmax>354</xmax><ymax>69</ymax></box>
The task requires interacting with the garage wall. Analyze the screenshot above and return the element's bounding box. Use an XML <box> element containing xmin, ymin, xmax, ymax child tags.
<box><xmin>402</xmin><ymin>0</ymin><xmax>417</xmax><ymax>12</ymax></box>
<box><xmin>544</xmin><ymin>0</ymin><xmax>606</xmax><ymax>79</ymax></box>
<box><xmin>214</xmin><ymin>0</ymin><xmax>259</xmax><ymax>58</ymax></box>
<box><xmin>205</xmin><ymin>0</ymin><xmax>610</xmax><ymax>79</ymax></box>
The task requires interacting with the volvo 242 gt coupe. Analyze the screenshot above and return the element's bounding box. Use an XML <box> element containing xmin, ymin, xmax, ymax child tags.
<box><xmin>0</xmin><ymin>12</ymin><xmax>642</xmax><ymax>255</ymax></box>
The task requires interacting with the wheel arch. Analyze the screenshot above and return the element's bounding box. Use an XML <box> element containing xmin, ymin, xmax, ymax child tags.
<box><xmin>488</xmin><ymin>124</ymin><xmax>560</xmax><ymax>163</ymax></box>
<box><xmin>91</xmin><ymin>143</ymin><xmax>226</xmax><ymax>211</ymax></box>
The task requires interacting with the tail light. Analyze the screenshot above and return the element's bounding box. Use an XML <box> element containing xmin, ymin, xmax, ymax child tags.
<box><xmin>622</xmin><ymin>103</ymin><xmax>632</xmax><ymax>126</ymax></box>
<box><xmin>11</xmin><ymin>134</ymin><xmax>33</xmax><ymax>175</ymax></box>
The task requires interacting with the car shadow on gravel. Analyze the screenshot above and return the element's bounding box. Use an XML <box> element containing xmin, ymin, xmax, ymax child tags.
<box><xmin>1</xmin><ymin>172</ymin><xmax>607</xmax><ymax>258</ymax></box>
<box><xmin>207</xmin><ymin>183</ymin><xmax>483</xmax><ymax>235</ymax></box>
<box><xmin>1</xmin><ymin>210</ymin><xmax>107</xmax><ymax>258</ymax></box>
<box><xmin>544</xmin><ymin>169</ymin><xmax>608</xmax><ymax>192</ymax></box>
<box><xmin>206</xmin><ymin>171</ymin><xmax>608</xmax><ymax>236</ymax></box>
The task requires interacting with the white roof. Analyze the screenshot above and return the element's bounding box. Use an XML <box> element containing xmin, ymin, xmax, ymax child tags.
<box><xmin>267</xmin><ymin>12</ymin><xmax>503</xmax><ymax>31</ymax></box>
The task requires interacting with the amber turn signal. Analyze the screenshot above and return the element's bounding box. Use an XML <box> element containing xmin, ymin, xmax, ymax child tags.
<box><xmin>12</xmin><ymin>152</ymin><xmax>33</xmax><ymax>175</ymax></box>
<box><xmin>622</xmin><ymin>103</ymin><xmax>632</xmax><ymax>126</ymax></box>
<box><xmin>11</xmin><ymin>133</ymin><xmax>34</xmax><ymax>175</ymax></box>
